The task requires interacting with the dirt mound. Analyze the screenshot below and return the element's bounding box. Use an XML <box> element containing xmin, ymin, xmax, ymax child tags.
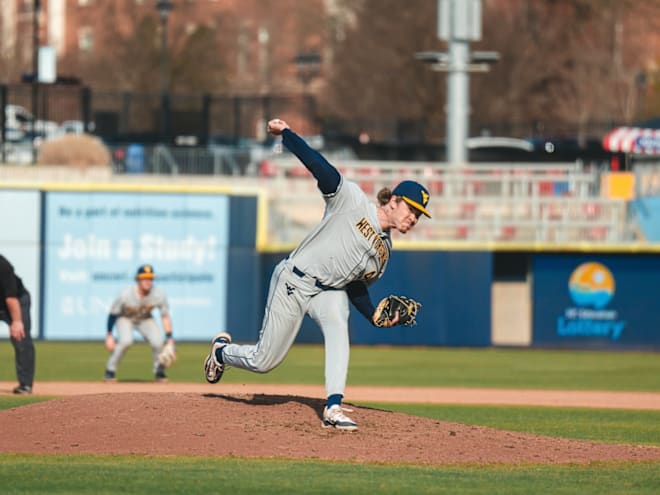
<box><xmin>1</xmin><ymin>393</ymin><xmax>659</xmax><ymax>465</ymax></box>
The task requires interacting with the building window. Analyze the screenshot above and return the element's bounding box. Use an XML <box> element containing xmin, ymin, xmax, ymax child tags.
<box><xmin>237</xmin><ymin>27</ymin><xmax>249</xmax><ymax>77</ymax></box>
<box><xmin>78</xmin><ymin>27</ymin><xmax>94</xmax><ymax>52</ymax></box>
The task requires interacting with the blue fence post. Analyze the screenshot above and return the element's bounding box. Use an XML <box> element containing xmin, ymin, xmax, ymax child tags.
<box><xmin>126</xmin><ymin>144</ymin><xmax>145</xmax><ymax>173</ymax></box>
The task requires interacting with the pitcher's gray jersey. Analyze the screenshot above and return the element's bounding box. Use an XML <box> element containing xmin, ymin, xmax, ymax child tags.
<box><xmin>109</xmin><ymin>286</ymin><xmax>170</xmax><ymax>323</ymax></box>
<box><xmin>288</xmin><ymin>178</ymin><xmax>391</xmax><ymax>288</ymax></box>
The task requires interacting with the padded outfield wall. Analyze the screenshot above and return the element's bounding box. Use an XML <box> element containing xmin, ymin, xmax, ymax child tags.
<box><xmin>531</xmin><ymin>251</ymin><xmax>660</xmax><ymax>349</ymax></box>
<box><xmin>0</xmin><ymin>184</ymin><xmax>263</xmax><ymax>343</ymax></box>
<box><xmin>1</xmin><ymin>184</ymin><xmax>659</xmax><ymax>349</ymax></box>
<box><xmin>258</xmin><ymin>250</ymin><xmax>492</xmax><ymax>347</ymax></box>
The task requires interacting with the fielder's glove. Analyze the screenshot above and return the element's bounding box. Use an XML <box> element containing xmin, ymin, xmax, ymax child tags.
<box><xmin>157</xmin><ymin>340</ymin><xmax>177</xmax><ymax>368</ymax></box>
<box><xmin>372</xmin><ymin>295</ymin><xmax>422</xmax><ymax>327</ymax></box>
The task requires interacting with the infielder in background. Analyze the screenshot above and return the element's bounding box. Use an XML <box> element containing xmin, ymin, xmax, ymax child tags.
<box><xmin>204</xmin><ymin>118</ymin><xmax>430</xmax><ymax>431</ymax></box>
<box><xmin>104</xmin><ymin>264</ymin><xmax>175</xmax><ymax>382</ymax></box>
<box><xmin>0</xmin><ymin>255</ymin><xmax>35</xmax><ymax>394</ymax></box>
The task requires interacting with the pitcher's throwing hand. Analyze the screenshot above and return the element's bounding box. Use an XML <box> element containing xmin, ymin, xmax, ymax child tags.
<box><xmin>267</xmin><ymin>118</ymin><xmax>290</xmax><ymax>135</ymax></box>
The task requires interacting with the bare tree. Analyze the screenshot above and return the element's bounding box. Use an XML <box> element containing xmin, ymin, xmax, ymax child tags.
<box><xmin>58</xmin><ymin>3</ymin><xmax>231</xmax><ymax>94</ymax></box>
<box><xmin>327</xmin><ymin>0</ymin><xmax>660</xmax><ymax>140</ymax></box>
<box><xmin>323</xmin><ymin>0</ymin><xmax>446</xmax><ymax>141</ymax></box>
<box><xmin>475</xmin><ymin>0</ymin><xmax>660</xmax><ymax>135</ymax></box>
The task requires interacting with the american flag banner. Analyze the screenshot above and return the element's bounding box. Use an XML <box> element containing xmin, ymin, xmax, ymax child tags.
<box><xmin>602</xmin><ymin>127</ymin><xmax>660</xmax><ymax>155</ymax></box>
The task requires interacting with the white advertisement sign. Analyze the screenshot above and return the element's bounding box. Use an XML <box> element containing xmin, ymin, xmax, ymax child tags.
<box><xmin>0</xmin><ymin>190</ymin><xmax>41</xmax><ymax>338</ymax></box>
<box><xmin>43</xmin><ymin>192</ymin><xmax>229</xmax><ymax>340</ymax></box>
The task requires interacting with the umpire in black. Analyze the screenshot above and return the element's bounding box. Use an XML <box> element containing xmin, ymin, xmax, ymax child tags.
<box><xmin>0</xmin><ymin>255</ymin><xmax>35</xmax><ymax>394</ymax></box>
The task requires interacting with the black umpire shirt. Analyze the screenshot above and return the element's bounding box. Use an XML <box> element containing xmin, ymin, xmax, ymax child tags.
<box><xmin>0</xmin><ymin>255</ymin><xmax>27</xmax><ymax>314</ymax></box>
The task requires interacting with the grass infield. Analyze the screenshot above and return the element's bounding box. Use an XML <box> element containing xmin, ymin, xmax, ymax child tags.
<box><xmin>1</xmin><ymin>342</ymin><xmax>658</xmax><ymax>391</ymax></box>
<box><xmin>362</xmin><ymin>403</ymin><xmax>660</xmax><ymax>446</ymax></box>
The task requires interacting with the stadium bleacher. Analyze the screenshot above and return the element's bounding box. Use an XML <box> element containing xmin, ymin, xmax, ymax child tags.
<box><xmin>0</xmin><ymin>158</ymin><xmax>640</xmax><ymax>244</ymax></box>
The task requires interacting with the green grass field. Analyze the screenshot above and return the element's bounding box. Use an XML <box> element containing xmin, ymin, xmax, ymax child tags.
<box><xmin>1</xmin><ymin>342</ymin><xmax>659</xmax><ymax>494</ymax></box>
<box><xmin>0</xmin><ymin>454</ymin><xmax>658</xmax><ymax>495</ymax></box>
<box><xmin>2</xmin><ymin>342</ymin><xmax>659</xmax><ymax>391</ymax></box>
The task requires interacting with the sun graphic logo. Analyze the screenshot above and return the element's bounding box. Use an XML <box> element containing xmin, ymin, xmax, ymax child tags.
<box><xmin>568</xmin><ymin>262</ymin><xmax>615</xmax><ymax>309</ymax></box>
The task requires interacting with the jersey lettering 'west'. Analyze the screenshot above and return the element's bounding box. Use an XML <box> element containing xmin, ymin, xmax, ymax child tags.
<box><xmin>288</xmin><ymin>179</ymin><xmax>391</xmax><ymax>289</ymax></box>
<box><xmin>355</xmin><ymin>217</ymin><xmax>389</xmax><ymax>266</ymax></box>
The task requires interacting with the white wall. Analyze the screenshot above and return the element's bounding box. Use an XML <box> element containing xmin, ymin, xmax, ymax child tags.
<box><xmin>0</xmin><ymin>190</ymin><xmax>41</xmax><ymax>338</ymax></box>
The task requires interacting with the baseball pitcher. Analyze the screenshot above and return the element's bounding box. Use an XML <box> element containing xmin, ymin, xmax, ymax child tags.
<box><xmin>204</xmin><ymin>119</ymin><xmax>429</xmax><ymax>430</ymax></box>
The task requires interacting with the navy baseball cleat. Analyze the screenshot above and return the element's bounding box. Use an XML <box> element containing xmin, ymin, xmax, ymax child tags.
<box><xmin>155</xmin><ymin>365</ymin><xmax>168</xmax><ymax>383</ymax></box>
<box><xmin>204</xmin><ymin>332</ymin><xmax>232</xmax><ymax>384</ymax></box>
<box><xmin>322</xmin><ymin>405</ymin><xmax>358</xmax><ymax>431</ymax></box>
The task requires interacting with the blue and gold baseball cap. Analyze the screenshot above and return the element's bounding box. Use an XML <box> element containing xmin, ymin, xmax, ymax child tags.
<box><xmin>136</xmin><ymin>264</ymin><xmax>156</xmax><ymax>279</ymax></box>
<box><xmin>392</xmin><ymin>180</ymin><xmax>431</xmax><ymax>218</ymax></box>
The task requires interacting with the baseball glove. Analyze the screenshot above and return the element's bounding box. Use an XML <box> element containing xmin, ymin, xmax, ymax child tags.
<box><xmin>157</xmin><ymin>340</ymin><xmax>177</xmax><ymax>368</ymax></box>
<box><xmin>372</xmin><ymin>295</ymin><xmax>422</xmax><ymax>327</ymax></box>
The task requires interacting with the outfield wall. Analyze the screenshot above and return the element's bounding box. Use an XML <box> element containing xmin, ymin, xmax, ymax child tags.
<box><xmin>0</xmin><ymin>185</ymin><xmax>261</xmax><ymax>342</ymax></box>
<box><xmin>259</xmin><ymin>251</ymin><xmax>492</xmax><ymax>347</ymax></box>
<box><xmin>0</xmin><ymin>190</ymin><xmax>41</xmax><ymax>339</ymax></box>
<box><xmin>1</xmin><ymin>184</ymin><xmax>659</xmax><ymax>349</ymax></box>
<box><xmin>532</xmin><ymin>253</ymin><xmax>660</xmax><ymax>348</ymax></box>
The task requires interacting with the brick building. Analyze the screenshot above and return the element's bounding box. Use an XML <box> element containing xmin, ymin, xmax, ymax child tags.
<box><xmin>0</xmin><ymin>0</ymin><xmax>344</xmax><ymax>96</ymax></box>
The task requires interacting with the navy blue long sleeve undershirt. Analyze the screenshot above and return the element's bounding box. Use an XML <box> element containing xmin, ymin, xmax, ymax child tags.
<box><xmin>281</xmin><ymin>129</ymin><xmax>341</xmax><ymax>194</ymax></box>
<box><xmin>282</xmin><ymin>129</ymin><xmax>374</xmax><ymax>324</ymax></box>
<box><xmin>107</xmin><ymin>314</ymin><xmax>118</xmax><ymax>334</ymax></box>
<box><xmin>346</xmin><ymin>281</ymin><xmax>376</xmax><ymax>325</ymax></box>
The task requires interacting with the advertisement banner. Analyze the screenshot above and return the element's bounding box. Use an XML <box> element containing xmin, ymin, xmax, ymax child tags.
<box><xmin>0</xmin><ymin>190</ymin><xmax>41</xmax><ymax>338</ymax></box>
<box><xmin>532</xmin><ymin>254</ymin><xmax>660</xmax><ymax>347</ymax></box>
<box><xmin>43</xmin><ymin>192</ymin><xmax>229</xmax><ymax>340</ymax></box>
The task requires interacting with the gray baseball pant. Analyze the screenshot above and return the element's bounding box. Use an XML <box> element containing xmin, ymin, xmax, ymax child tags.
<box><xmin>221</xmin><ymin>259</ymin><xmax>350</xmax><ymax>398</ymax></box>
<box><xmin>106</xmin><ymin>317</ymin><xmax>165</xmax><ymax>374</ymax></box>
<box><xmin>1</xmin><ymin>292</ymin><xmax>35</xmax><ymax>388</ymax></box>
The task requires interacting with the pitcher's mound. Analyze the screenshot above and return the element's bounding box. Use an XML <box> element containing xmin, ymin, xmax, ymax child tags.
<box><xmin>1</xmin><ymin>393</ymin><xmax>658</xmax><ymax>465</ymax></box>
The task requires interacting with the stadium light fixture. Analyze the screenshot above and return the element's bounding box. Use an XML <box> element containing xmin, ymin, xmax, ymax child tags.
<box><xmin>156</xmin><ymin>0</ymin><xmax>174</xmax><ymax>142</ymax></box>
<box><xmin>415</xmin><ymin>0</ymin><xmax>499</xmax><ymax>165</ymax></box>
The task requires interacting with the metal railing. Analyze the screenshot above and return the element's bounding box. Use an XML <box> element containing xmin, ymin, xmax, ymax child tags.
<box><xmin>108</xmin><ymin>144</ymin><xmax>264</xmax><ymax>176</ymax></box>
<box><xmin>635</xmin><ymin>162</ymin><xmax>660</xmax><ymax>196</ymax></box>
<box><xmin>0</xmin><ymin>153</ymin><xmax>636</xmax><ymax>244</ymax></box>
<box><xmin>266</xmin><ymin>195</ymin><xmax>629</xmax><ymax>244</ymax></box>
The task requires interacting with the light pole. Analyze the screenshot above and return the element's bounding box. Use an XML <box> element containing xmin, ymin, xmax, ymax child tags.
<box><xmin>31</xmin><ymin>0</ymin><xmax>41</xmax><ymax>164</ymax></box>
<box><xmin>415</xmin><ymin>0</ymin><xmax>498</xmax><ymax>166</ymax></box>
<box><xmin>156</xmin><ymin>0</ymin><xmax>173</xmax><ymax>142</ymax></box>
<box><xmin>294</xmin><ymin>52</ymin><xmax>321</xmax><ymax>133</ymax></box>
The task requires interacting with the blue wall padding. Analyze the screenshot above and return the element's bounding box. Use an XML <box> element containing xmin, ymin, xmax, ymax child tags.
<box><xmin>226</xmin><ymin>196</ymin><xmax>262</xmax><ymax>341</ymax></box>
<box><xmin>253</xmin><ymin>251</ymin><xmax>493</xmax><ymax>346</ymax></box>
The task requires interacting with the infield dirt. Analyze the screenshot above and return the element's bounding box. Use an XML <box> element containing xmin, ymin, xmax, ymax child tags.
<box><xmin>1</xmin><ymin>384</ymin><xmax>660</xmax><ymax>465</ymax></box>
